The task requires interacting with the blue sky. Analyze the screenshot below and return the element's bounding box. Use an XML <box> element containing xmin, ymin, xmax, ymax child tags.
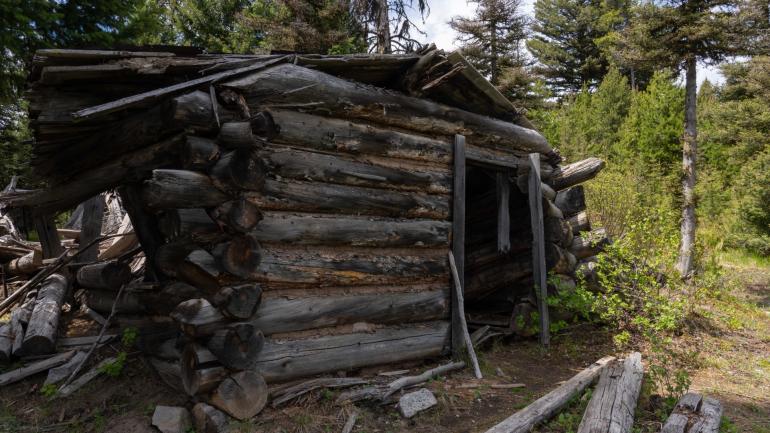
<box><xmin>408</xmin><ymin>0</ymin><xmax>724</xmax><ymax>86</ymax></box>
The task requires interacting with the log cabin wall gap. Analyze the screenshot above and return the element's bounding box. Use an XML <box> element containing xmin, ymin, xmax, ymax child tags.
<box><xmin>1</xmin><ymin>46</ymin><xmax>608</xmax><ymax>406</ymax></box>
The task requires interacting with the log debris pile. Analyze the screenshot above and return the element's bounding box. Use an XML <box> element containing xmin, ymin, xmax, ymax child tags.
<box><xmin>0</xmin><ymin>46</ymin><xmax>610</xmax><ymax>424</ymax></box>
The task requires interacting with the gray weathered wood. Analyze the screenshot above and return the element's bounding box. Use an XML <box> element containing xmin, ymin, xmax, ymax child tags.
<box><xmin>567</xmin><ymin>211</ymin><xmax>591</xmax><ymax>235</ymax></box>
<box><xmin>0</xmin><ymin>350</ymin><xmax>76</xmax><ymax>387</ymax></box>
<box><xmin>181</xmin><ymin>343</ymin><xmax>228</xmax><ymax>396</ymax></box>
<box><xmin>34</xmin><ymin>215</ymin><xmax>63</xmax><ymax>259</ymax></box>
<box><xmin>207</xmin><ymin>323</ymin><xmax>264</xmax><ymax>370</ymax></box>
<box><xmin>251</xmin><ymin>212</ymin><xmax>449</xmax><ymax>247</ymax></box>
<box><xmin>22</xmin><ymin>273</ymin><xmax>69</xmax><ymax>355</ymax></box>
<box><xmin>182</xmin><ymin>136</ymin><xmax>220</xmax><ymax>170</ymax></box>
<box><xmin>448</xmin><ymin>251</ymin><xmax>481</xmax><ymax>379</ymax></box>
<box><xmin>249</xmin><ymin>179</ymin><xmax>449</xmax><ymax>220</ymax></box>
<box><xmin>662</xmin><ymin>393</ymin><xmax>702</xmax><ymax>433</ymax></box>
<box><xmin>209</xmin><ymin>371</ymin><xmax>268</xmax><ymax>420</ymax></box>
<box><xmin>119</xmin><ymin>183</ymin><xmax>165</xmax><ymax>281</ymax></box>
<box><xmin>577</xmin><ymin>352</ymin><xmax>644</xmax><ymax>433</ymax></box>
<box><xmin>4</xmin><ymin>249</ymin><xmax>43</xmax><ymax>275</ymax></box>
<box><xmin>688</xmin><ymin>397</ymin><xmax>722</xmax><ymax>433</ymax></box>
<box><xmin>223</xmin><ymin>63</ymin><xmax>551</xmax><ymax>154</ymax></box>
<box><xmin>550</xmin><ymin>158</ymin><xmax>605</xmax><ymax>191</ymax></box>
<box><xmin>497</xmin><ymin>172</ymin><xmax>511</xmax><ymax>253</ymax></box>
<box><xmin>451</xmin><ymin>134</ymin><xmax>466</xmax><ymax>357</ymax></box>
<box><xmin>484</xmin><ymin>356</ymin><xmax>616</xmax><ymax>433</ymax></box>
<box><xmin>528</xmin><ymin>153</ymin><xmax>549</xmax><ymax>347</ymax></box>
<box><xmin>78</xmin><ymin>194</ymin><xmax>105</xmax><ymax>262</ymax></box>
<box><xmin>570</xmin><ymin>228</ymin><xmax>610</xmax><ymax>260</ymax></box>
<box><xmin>253</xmin><ymin>322</ymin><xmax>450</xmax><ymax>383</ymax></box>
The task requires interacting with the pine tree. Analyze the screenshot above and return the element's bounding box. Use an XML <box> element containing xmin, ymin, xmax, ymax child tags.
<box><xmin>527</xmin><ymin>0</ymin><xmax>617</xmax><ymax>93</ymax></box>
<box><xmin>614</xmin><ymin>0</ymin><xmax>756</xmax><ymax>276</ymax></box>
<box><xmin>449</xmin><ymin>0</ymin><xmax>528</xmax><ymax>85</ymax></box>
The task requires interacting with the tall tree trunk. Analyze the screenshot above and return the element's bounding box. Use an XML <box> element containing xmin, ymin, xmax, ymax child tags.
<box><xmin>376</xmin><ymin>0</ymin><xmax>391</xmax><ymax>54</ymax></box>
<box><xmin>677</xmin><ymin>57</ymin><xmax>697</xmax><ymax>277</ymax></box>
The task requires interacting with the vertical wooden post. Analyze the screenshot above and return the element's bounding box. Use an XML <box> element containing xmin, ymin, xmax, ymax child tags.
<box><xmin>118</xmin><ymin>184</ymin><xmax>164</xmax><ymax>282</ymax></box>
<box><xmin>496</xmin><ymin>171</ymin><xmax>511</xmax><ymax>253</ymax></box>
<box><xmin>33</xmin><ymin>214</ymin><xmax>63</xmax><ymax>259</ymax></box>
<box><xmin>528</xmin><ymin>153</ymin><xmax>550</xmax><ymax>347</ymax></box>
<box><xmin>78</xmin><ymin>194</ymin><xmax>105</xmax><ymax>263</ymax></box>
<box><xmin>451</xmin><ymin>134</ymin><xmax>466</xmax><ymax>356</ymax></box>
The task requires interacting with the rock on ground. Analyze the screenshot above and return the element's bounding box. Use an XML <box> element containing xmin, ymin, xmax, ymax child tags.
<box><xmin>398</xmin><ymin>388</ymin><xmax>438</xmax><ymax>418</ymax></box>
<box><xmin>152</xmin><ymin>406</ymin><xmax>192</xmax><ymax>433</ymax></box>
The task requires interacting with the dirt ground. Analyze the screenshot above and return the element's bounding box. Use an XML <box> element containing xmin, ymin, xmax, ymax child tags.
<box><xmin>0</xmin><ymin>254</ymin><xmax>768</xmax><ymax>433</ymax></box>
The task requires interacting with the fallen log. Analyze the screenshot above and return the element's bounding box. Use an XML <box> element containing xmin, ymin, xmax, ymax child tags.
<box><xmin>484</xmin><ymin>356</ymin><xmax>616</xmax><ymax>433</ymax></box>
<box><xmin>143</xmin><ymin>169</ymin><xmax>230</xmax><ymax>209</ymax></box>
<box><xmin>0</xmin><ymin>350</ymin><xmax>76</xmax><ymax>387</ymax></box>
<box><xmin>10</xmin><ymin>301</ymin><xmax>34</xmax><ymax>357</ymax></box>
<box><xmin>254</xmin><ymin>322</ymin><xmax>450</xmax><ymax>383</ymax></box>
<box><xmin>210</xmin><ymin>370</ymin><xmax>269</xmax><ymax>420</ymax></box>
<box><xmin>549</xmin><ymin>158</ymin><xmax>605</xmax><ymax>191</ymax></box>
<box><xmin>661</xmin><ymin>393</ymin><xmax>723</xmax><ymax>433</ymax></box>
<box><xmin>4</xmin><ymin>250</ymin><xmax>43</xmax><ymax>275</ymax></box>
<box><xmin>577</xmin><ymin>352</ymin><xmax>643</xmax><ymax>433</ymax></box>
<box><xmin>0</xmin><ymin>324</ymin><xmax>12</xmax><ymax>361</ymax></box>
<box><xmin>75</xmin><ymin>261</ymin><xmax>132</xmax><ymax>290</ymax></box>
<box><xmin>336</xmin><ymin>361</ymin><xmax>465</xmax><ymax>403</ymax></box>
<box><xmin>22</xmin><ymin>273</ymin><xmax>69</xmax><ymax>355</ymax></box>
<box><xmin>58</xmin><ymin>356</ymin><xmax>118</xmax><ymax>397</ymax></box>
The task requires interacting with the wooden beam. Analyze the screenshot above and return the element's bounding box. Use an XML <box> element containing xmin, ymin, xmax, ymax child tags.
<box><xmin>451</xmin><ymin>134</ymin><xmax>466</xmax><ymax>356</ymax></box>
<box><xmin>118</xmin><ymin>184</ymin><xmax>164</xmax><ymax>281</ymax></box>
<box><xmin>497</xmin><ymin>172</ymin><xmax>511</xmax><ymax>253</ymax></box>
<box><xmin>577</xmin><ymin>353</ymin><xmax>643</xmax><ymax>433</ymax></box>
<box><xmin>528</xmin><ymin>153</ymin><xmax>549</xmax><ymax>347</ymax></box>
<box><xmin>34</xmin><ymin>215</ymin><xmax>63</xmax><ymax>259</ymax></box>
<box><xmin>78</xmin><ymin>194</ymin><xmax>105</xmax><ymax>263</ymax></box>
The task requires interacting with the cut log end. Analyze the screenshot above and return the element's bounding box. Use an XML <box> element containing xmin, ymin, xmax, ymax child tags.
<box><xmin>209</xmin><ymin>370</ymin><xmax>268</xmax><ymax>420</ymax></box>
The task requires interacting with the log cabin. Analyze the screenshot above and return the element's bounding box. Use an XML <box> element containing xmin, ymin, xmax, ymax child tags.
<box><xmin>0</xmin><ymin>45</ymin><xmax>607</xmax><ymax>414</ymax></box>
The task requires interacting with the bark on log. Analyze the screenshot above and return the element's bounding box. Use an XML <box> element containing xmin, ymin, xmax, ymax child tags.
<box><xmin>4</xmin><ymin>250</ymin><xmax>43</xmax><ymax>275</ymax></box>
<box><xmin>143</xmin><ymin>169</ymin><xmax>230</xmax><ymax>210</ymax></box>
<box><xmin>577</xmin><ymin>352</ymin><xmax>643</xmax><ymax>433</ymax></box>
<box><xmin>182</xmin><ymin>136</ymin><xmax>220</xmax><ymax>171</ymax></box>
<box><xmin>248</xmin><ymin>179</ymin><xmax>449</xmax><ymax>220</ymax></box>
<box><xmin>229</xmin><ymin>244</ymin><xmax>448</xmax><ymax>288</ymax></box>
<box><xmin>555</xmin><ymin>186</ymin><xmax>586</xmax><ymax>217</ymax></box>
<box><xmin>22</xmin><ymin>273</ymin><xmax>69</xmax><ymax>355</ymax></box>
<box><xmin>568</xmin><ymin>211</ymin><xmax>591</xmax><ymax>235</ymax></box>
<box><xmin>209</xmin><ymin>149</ymin><xmax>266</xmax><ymax>193</ymax></box>
<box><xmin>207</xmin><ymin>323</ymin><xmax>264</xmax><ymax>370</ymax></box>
<box><xmin>261</xmin><ymin>147</ymin><xmax>451</xmax><ymax>194</ymax></box>
<box><xmin>251</xmin><ymin>212</ymin><xmax>449</xmax><ymax>247</ymax></box>
<box><xmin>211</xmin><ymin>199</ymin><xmax>262</xmax><ymax>234</ymax></box>
<box><xmin>218</xmin><ymin>121</ymin><xmax>257</xmax><ymax>149</ymax></box>
<box><xmin>212</xmin><ymin>284</ymin><xmax>262</xmax><ymax>320</ymax></box>
<box><xmin>570</xmin><ymin>229</ymin><xmax>610</xmax><ymax>260</ymax></box>
<box><xmin>550</xmin><ymin>158</ymin><xmax>605</xmax><ymax>191</ymax></box>
<box><xmin>209</xmin><ymin>371</ymin><xmax>268</xmax><ymax>420</ymax></box>
<box><xmin>222</xmin><ymin>63</ymin><xmax>551</xmax><ymax>154</ymax></box>
<box><xmin>75</xmin><ymin>261</ymin><xmax>132</xmax><ymax>290</ymax></box>
<box><xmin>181</xmin><ymin>343</ymin><xmax>228</xmax><ymax>396</ymax></box>
<box><xmin>484</xmin><ymin>356</ymin><xmax>616</xmax><ymax>433</ymax></box>
<box><xmin>253</xmin><ymin>321</ymin><xmax>450</xmax><ymax>383</ymax></box>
